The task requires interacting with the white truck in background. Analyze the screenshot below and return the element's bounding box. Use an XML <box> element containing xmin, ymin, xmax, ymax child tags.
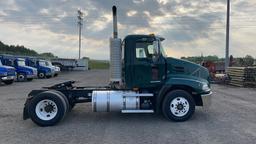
<box><xmin>51</xmin><ymin>58</ymin><xmax>89</xmax><ymax>71</ymax></box>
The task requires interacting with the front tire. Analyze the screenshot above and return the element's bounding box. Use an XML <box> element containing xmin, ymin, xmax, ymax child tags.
<box><xmin>162</xmin><ymin>90</ymin><xmax>195</xmax><ymax>122</ymax></box>
<box><xmin>17</xmin><ymin>73</ymin><xmax>26</xmax><ymax>82</ymax></box>
<box><xmin>38</xmin><ymin>73</ymin><xmax>45</xmax><ymax>79</ymax></box>
<box><xmin>28</xmin><ymin>91</ymin><xmax>67</xmax><ymax>127</ymax></box>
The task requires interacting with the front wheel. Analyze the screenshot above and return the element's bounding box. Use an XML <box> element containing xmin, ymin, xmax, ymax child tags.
<box><xmin>28</xmin><ymin>91</ymin><xmax>67</xmax><ymax>127</ymax></box>
<box><xmin>17</xmin><ymin>73</ymin><xmax>26</xmax><ymax>82</ymax></box>
<box><xmin>162</xmin><ymin>90</ymin><xmax>195</xmax><ymax>122</ymax></box>
<box><xmin>38</xmin><ymin>73</ymin><xmax>45</xmax><ymax>79</ymax></box>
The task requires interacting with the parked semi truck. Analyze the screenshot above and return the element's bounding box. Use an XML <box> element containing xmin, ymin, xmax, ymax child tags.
<box><xmin>45</xmin><ymin>60</ymin><xmax>60</xmax><ymax>77</ymax></box>
<box><xmin>25</xmin><ymin>58</ymin><xmax>55</xmax><ymax>78</ymax></box>
<box><xmin>0</xmin><ymin>59</ymin><xmax>16</xmax><ymax>85</ymax></box>
<box><xmin>0</xmin><ymin>55</ymin><xmax>37</xmax><ymax>81</ymax></box>
<box><xmin>23</xmin><ymin>6</ymin><xmax>212</xmax><ymax>126</ymax></box>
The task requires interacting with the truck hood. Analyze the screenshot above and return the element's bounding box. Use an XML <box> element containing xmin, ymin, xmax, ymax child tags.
<box><xmin>0</xmin><ymin>65</ymin><xmax>15</xmax><ymax>70</ymax></box>
<box><xmin>0</xmin><ymin>65</ymin><xmax>16</xmax><ymax>76</ymax></box>
<box><xmin>20</xmin><ymin>66</ymin><xmax>36</xmax><ymax>70</ymax></box>
<box><xmin>166</xmin><ymin>57</ymin><xmax>209</xmax><ymax>81</ymax></box>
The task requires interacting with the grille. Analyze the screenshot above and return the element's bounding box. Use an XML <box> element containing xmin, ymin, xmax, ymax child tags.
<box><xmin>7</xmin><ymin>69</ymin><xmax>15</xmax><ymax>76</ymax></box>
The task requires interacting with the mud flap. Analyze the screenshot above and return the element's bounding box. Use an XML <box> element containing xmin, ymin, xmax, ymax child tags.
<box><xmin>23</xmin><ymin>97</ymin><xmax>32</xmax><ymax>120</ymax></box>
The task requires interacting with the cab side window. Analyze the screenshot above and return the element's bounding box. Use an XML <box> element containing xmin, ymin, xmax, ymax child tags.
<box><xmin>135</xmin><ymin>42</ymin><xmax>155</xmax><ymax>59</ymax></box>
<box><xmin>136</xmin><ymin>48</ymin><xmax>146</xmax><ymax>58</ymax></box>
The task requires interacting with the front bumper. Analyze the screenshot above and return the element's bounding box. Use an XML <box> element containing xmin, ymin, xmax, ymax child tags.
<box><xmin>1</xmin><ymin>76</ymin><xmax>15</xmax><ymax>81</ymax></box>
<box><xmin>27</xmin><ymin>74</ymin><xmax>37</xmax><ymax>79</ymax></box>
<box><xmin>201</xmin><ymin>91</ymin><xmax>212</xmax><ymax>109</ymax></box>
<box><xmin>46</xmin><ymin>72</ymin><xmax>54</xmax><ymax>77</ymax></box>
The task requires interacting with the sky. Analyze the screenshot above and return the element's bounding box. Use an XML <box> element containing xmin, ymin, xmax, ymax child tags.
<box><xmin>0</xmin><ymin>0</ymin><xmax>255</xmax><ymax>60</ymax></box>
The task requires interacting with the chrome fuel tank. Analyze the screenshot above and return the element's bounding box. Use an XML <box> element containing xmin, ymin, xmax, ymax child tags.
<box><xmin>92</xmin><ymin>91</ymin><xmax>140</xmax><ymax>112</ymax></box>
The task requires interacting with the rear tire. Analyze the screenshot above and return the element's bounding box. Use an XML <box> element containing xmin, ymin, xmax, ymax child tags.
<box><xmin>49</xmin><ymin>90</ymin><xmax>70</xmax><ymax>112</ymax></box>
<box><xmin>3</xmin><ymin>80</ymin><xmax>14</xmax><ymax>85</ymax></box>
<box><xmin>28</xmin><ymin>91</ymin><xmax>67</xmax><ymax>127</ymax></box>
<box><xmin>162</xmin><ymin>90</ymin><xmax>195</xmax><ymax>122</ymax></box>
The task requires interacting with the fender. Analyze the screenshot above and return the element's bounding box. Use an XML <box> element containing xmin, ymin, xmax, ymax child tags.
<box><xmin>156</xmin><ymin>75</ymin><xmax>207</xmax><ymax>113</ymax></box>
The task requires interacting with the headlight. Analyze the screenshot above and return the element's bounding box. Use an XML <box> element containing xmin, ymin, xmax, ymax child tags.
<box><xmin>202</xmin><ymin>83</ymin><xmax>210</xmax><ymax>92</ymax></box>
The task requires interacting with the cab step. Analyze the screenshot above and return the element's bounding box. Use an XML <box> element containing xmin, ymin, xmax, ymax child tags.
<box><xmin>121</xmin><ymin>110</ymin><xmax>154</xmax><ymax>113</ymax></box>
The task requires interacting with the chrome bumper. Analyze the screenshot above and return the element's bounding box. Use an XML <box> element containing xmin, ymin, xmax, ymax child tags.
<box><xmin>201</xmin><ymin>91</ymin><xmax>212</xmax><ymax>109</ymax></box>
<box><xmin>1</xmin><ymin>76</ymin><xmax>15</xmax><ymax>81</ymax></box>
<box><xmin>27</xmin><ymin>74</ymin><xmax>37</xmax><ymax>78</ymax></box>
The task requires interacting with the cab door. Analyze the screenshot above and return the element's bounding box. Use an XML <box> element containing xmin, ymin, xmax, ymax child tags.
<box><xmin>132</xmin><ymin>41</ymin><xmax>165</xmax><ymax>88</ymax></box>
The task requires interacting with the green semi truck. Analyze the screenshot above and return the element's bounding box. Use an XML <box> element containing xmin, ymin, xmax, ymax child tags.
<box><xmin>23</xmin><ymin>6</ymin><xmax>212</xmax><ymax>126</ymax></box>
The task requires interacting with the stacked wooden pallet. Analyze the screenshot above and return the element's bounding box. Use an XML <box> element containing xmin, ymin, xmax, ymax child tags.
<box><xmin>227</xmin><ymin>67</ymin><xmax>256</xmax><ymax>87</ymax></box>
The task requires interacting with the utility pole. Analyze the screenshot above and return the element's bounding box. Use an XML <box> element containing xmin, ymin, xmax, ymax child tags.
<box><xmin>77</xmin><ymin>10</ymin><xmax>84</xmax><ymax>59</ymax></box>
<box><xmin>225</xmin><ymin>0</ymin><xmax>230</xmax><ymax>72</ymax></box>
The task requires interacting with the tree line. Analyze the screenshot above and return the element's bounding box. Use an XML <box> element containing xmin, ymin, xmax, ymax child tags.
<box><xmin>181</xmin><ymin>55</ymin><xmax>255</xmax><ymax>67</ymax></box>
<box><xmin>0</xmin><ymin>41</ymin><xmax>57</xmax><ymax>58</ymax></box>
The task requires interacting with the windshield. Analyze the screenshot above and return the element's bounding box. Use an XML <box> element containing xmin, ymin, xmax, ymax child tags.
<box><xmin>17</xmin><ymin>60</ymin><xmax>26</xmax><ymax>66</ymax></box>
<box><xmin>39</xmin><ymin>61</ymin><xmax>47</xmax><ymax>66</ymax></box>
<box><xmin>159</xmin><ymin>40</ymin><xmax>167</xmax><ymax>57</ymax></box>
<box><xmin>45</xmin><ymin>61</ymin><xmax>52</xmax><ymax>66</ymax></box>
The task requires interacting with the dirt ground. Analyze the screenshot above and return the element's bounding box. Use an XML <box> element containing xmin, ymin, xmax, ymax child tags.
<box><xmin>0</xmin><ymin>70</ymin><xmax>255</xmax><ymax>144</ymax></box>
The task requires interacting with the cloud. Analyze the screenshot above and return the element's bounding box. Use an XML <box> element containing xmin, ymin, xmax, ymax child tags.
<box><xmin>0</xmin><ymin>0</ymin><xmax>255</xmax><ymax>60</ymax></box>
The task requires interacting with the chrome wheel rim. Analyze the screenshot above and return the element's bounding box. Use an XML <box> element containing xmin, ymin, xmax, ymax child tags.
<box><xmin>35</xmin><ymin>99</ymin><xmax>58</xmax><ymax>121</ymax></box>
<box><xmin>170</xmin><ymin>97</ymin><xmax>189</xmax><ymax>117</ymax></box>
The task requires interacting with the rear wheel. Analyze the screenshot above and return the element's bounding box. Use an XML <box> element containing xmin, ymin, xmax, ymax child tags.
<box><xmin>28</xmin><ymin>91</ymin><xmax>67</xmax><ymax>126</ymax></box>
<box><xmin>162</xmin><ymin>90</ymin><xmax>195</xmax><ymax>122</ymax></box>
<box><xmin>49</xmin><ymin>90</ymin><xmax>71</xmax><ymax>111</ymax></box>
<box><xmin>3</xmin><ymin>80</ymin><xmax>14</xmax><ymax>85</ymax></box>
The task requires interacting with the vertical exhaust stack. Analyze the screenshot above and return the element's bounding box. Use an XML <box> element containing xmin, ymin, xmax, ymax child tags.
<box><xmin>110</xmin><ymin>6</ymin><xmax>122</xmax><ymax>84</ymax></box>
<box><xmin>112</xmin><ymin>6</ymin><xmax>118</xmax><ymax>38</ymax></box>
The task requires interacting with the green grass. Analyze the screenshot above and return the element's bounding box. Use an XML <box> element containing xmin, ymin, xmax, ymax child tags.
<box><xmin>89</xmin><ymin>60</ymin><xmax>109</xmax><ymax>69</ymax></box>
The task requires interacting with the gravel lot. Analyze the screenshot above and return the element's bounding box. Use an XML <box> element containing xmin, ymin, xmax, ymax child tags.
<box><xmin>0</xmin><ymin>70</ymin><xmax>256</xmax><ymax>144</ymax></box>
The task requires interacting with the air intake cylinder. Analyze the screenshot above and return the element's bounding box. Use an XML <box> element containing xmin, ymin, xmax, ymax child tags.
<box><xmin>110</xmin><ymin>6</ymin><xmax>122</xmax><ymax>83</ymax></box>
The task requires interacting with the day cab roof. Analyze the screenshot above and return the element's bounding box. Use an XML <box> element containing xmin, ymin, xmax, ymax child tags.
<box><xmin>124</xmin><ymin>34</ymin><xmax>165</xmax><ymax>41</ymax></box>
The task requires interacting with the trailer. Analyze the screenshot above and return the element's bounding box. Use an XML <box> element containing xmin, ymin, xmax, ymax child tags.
<box><xmin>23</xmin><ymin>6</ymin><xmax>212</xmax><ymax>126</ymax></box>
<box><xmin>51</xmin><ymin>58</ymin><xmax>88</xmax><ymax>71</ymax></box>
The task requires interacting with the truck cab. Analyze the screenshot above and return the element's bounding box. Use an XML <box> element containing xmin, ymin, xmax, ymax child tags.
<box><xmin>122</xmin><ymin>34</ymin><xmax>211</xmax><ymax>110</ymax></box>
<box><xmin>26</xmin><ymin>59</ymin><xmax>54</xmax><ymax>79</ymax></box>
<box><xmin>0</xmin><ymin>59</ymin><xmax>16</xmax><ymax>85</ymax></box>
<box><xmin>45</xmin><ymin>60</ymin><xmax>60</xmax><ymax>77</ymax></box>
<box><xmin>124</xmin><ymin>35</ymin><xmax>210</xmax><ymax>89</ymax></box>
<box><xmin>2</xmin><ymin>56</ymin><xmax>37</xmax><ymax>81</ymax></box>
